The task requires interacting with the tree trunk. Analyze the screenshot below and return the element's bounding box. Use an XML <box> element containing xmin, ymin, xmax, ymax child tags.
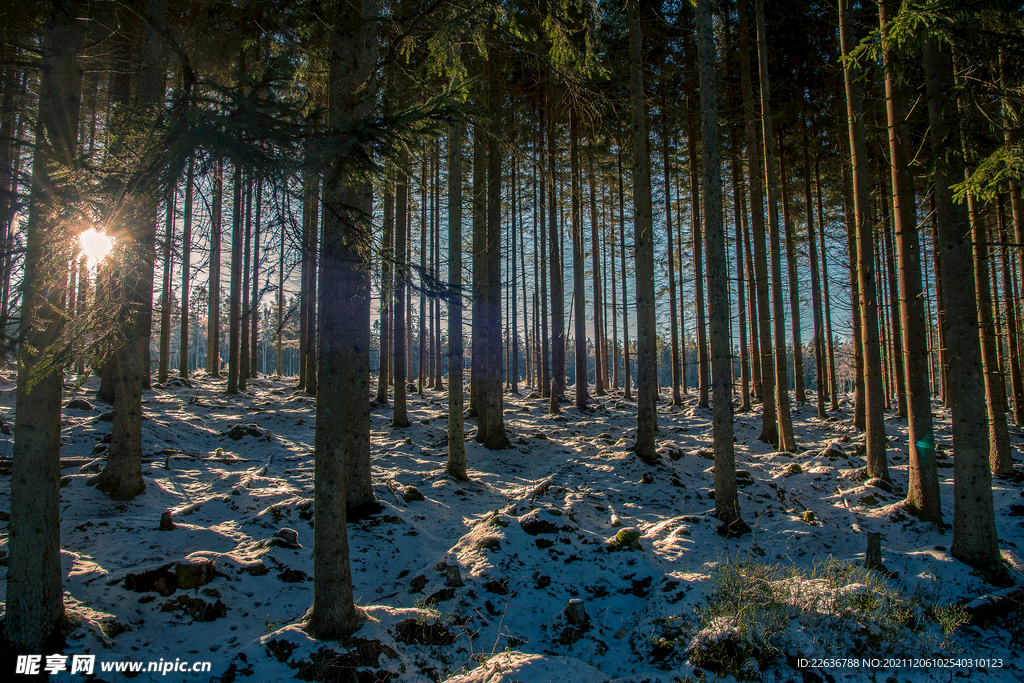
<box><xmin>686</xmin><ymin>83</ymin><xmax>709</xmax><ymax>409</ymax></box>
<box><xmin>392</xmin><ymin>148</ymin><xmax>411</xmax><ymax>429</ymax></box>
<box><xmin>307</xmin><ymin>0</ymin><xmax>377</xmax><ymax>638</ymax></box>
<box><xmin>240</xmin><ymin>173</ymin><xmax>251</xmax><ymax>390</ymax></box>
<box><xmin>662</xmin><ymin>95</ymin><xmax>681</xmax><ymax>406</ymax></box>
<box><xmin>731</xmin><ymin>120</ymin><xmax>750</xmax><ymax>411</ymax></box>
<box><xmin>923</xmin><ymin>36</ymin><xmax>1000</xmax><ymax>574</ymax></box>
<box><xmin>878</xmin><ymin>0</ymin><xmax>940</xmax><ymax>519</ymax></box>
<box><xmin>619</xmin><ymin>151</ymin><xmax>631</xmax><ymax>400</ymax></box>
<box><xmin>250</xmin><ymin>179</ymin><xmax>261</xmax><ymax>378</ymax></box>
<box><xmin>589</xmin><ymin>149</ymin><xmax>605</xmax><ymax>397</ymax></box>
<box><xmin>179</xmin><ymin>156</ymin><xmax>193</xmax><ymax>379</ymax></box>
<box><xmin>303</xmin><ymin>174</ymin><xmax>319</xmax><ymax>395</ymax></box>
<box><xmin>698</xmin><ymin>0</ymin><xmax>745</xmax><ymax>534</ymax></box>
<box><xmin>778</xmin><ymin>141</ymin><xmax>805</xmax><ymax>404</ymax></box>
<box><xmin>570</xmin><ymin>109</ymin><xmax>588</xmax><ymax>409</ymax></box>
<box><xmin>471</xmin><ymin>121</ymin><xmax>486</xmax><ymax>420</ymax></box>
<box><xmin>447</xmin><ymin>120</ymin><xmax>468</xmax><ymax>480</ymax></box>
<box><xmin>756</xmin><ymin>0</ymin><xmax>796</xmax><ymax>452</ymax></box>
<box><xmin>483</xmin><ymin>75</ymin><xmax>510</xmax><ymax>449</ymax></box>
<box><xmin>6</xmin><ymin>0</ymin><xmax>84</xmax><ymax>651</ymax></box>
<box><xmin>737</xmin><ymin>0</ymin><xmax>776</xmax><ymax>443</ymax></box>
<box><xmin>802</xmin><ymin>123</ymin><xmax>825</xmax><ymax>418</ymax></box>
<box><xmin>548</xmin><ymin>89</ymin><xmax>565</xmax><ymax>402</ymax></box>
<box><xmin>158</xmin><ymin>186</ymin><xmax>175</xmax><ymax>384</ymax></box>
<box><xmin>277</xmin><ymin>182</ymin><xmax>285</xmax><ymax>377</ymax></box>
<box><xmin>840</xmin><ymin>0</ymin><xmax>886</xmax><ymax>475</ymax></box>
<box><xmin>629</xmin><ymin>0</ymin><xmax>657</xmax><ymax>461</ymax></box>
<box><xmin>998</xmin><ymin>196</ymin><xmax>1024</xmax><ymax>426</ymax></box>
<box><xmin>208</xmin><ymin>159</ymin><xmax>222</xmax><ymax>376</ymax></box>
<box><xmin>376</xmin><ymin>184</ymin><xmax>393</xmax><ymax>403</ymax></box>
<box><xmin>98</xmin><ymin>0</ymin><xmax>166</xmax><ymax>498</ymax></box>
<box><xmin>969</xmin><ymin>194</ymin><xmax>1013</xmax><ymax>475</ymax></box>
<box><xmin>418</xmin><ymin>153</ymin><xmax>427</xmax><ymax>394</ymax></box>
<box><xmin>815</xmin><ymin>155</ymin><xmax>839</xmax><ymax>411</ymax></box>
<box><xmin>227</xmin><ymin>163</ymin><xmax>244</xmax><ymax>394</ymax></box>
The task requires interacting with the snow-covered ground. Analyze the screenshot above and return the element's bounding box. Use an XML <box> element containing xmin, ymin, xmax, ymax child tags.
<box><xmin>1</xmin><ymin>370</ymin><xmax>1022</xmax><ymax>682</ymax></box>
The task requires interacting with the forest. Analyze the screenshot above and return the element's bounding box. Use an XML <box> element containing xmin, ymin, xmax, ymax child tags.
<box><xmin>1</xmin><ymin>0</ymin><xmax>1023</xmax><ymax>681</ymax></box>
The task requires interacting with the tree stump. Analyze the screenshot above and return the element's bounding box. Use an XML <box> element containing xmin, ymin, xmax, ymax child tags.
<box><xmin>566</xmin><ymin>598</ymin><xmax>587</xmax><ymax>626</ymax></box>
<box><xmin>865</xmin><ymin>532</ymin><xmax>883</xmax><ymax>571</ymax></box>
<box><xmin>445</xmin><ymin>564</ymin><xmax>464</xmax><ymax>588</ymax></box>
<box><xmin>159</xmin><ymin>511</ymin><xmax>175</xmax><ymax>531</ymax></box>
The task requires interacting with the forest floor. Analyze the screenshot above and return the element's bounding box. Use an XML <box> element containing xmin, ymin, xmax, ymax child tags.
<box><xmin>1</xmin><ymin>370</ymin><xmax>1023</xmax><ymax>682</ymax></box>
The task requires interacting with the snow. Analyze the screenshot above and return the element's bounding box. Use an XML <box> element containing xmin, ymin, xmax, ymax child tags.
<box><xmin>0</xmin><ymin>370</ymin><xmax>1022</xmax><ymax>682</ymax></box>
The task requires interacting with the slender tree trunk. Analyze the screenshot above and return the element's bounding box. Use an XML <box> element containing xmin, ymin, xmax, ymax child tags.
<box><xmin>998</xmin><ymin>196</ymin><xmax>1024</xmax><ymax>425</ymax></box>
<box><xmin>698</xmin><ymin>0</ymin><xmax>745</xmax><ymax>534</ymax></box>
<box><xmin>686</xmin><ymin>83</ymin><xmax>709</xmax><ymax>409</ymax></box>
<box><xmin>662</xmin><ymin>96</ymin><xmax>681</xmax><ymax>406</ymax></box>
<box><xmin>251</xmin><ymin>178</ymin><xmax>261</xmax><ymax>378</ymax></box>
<box><xmin>732</xmin><ymin>121</ymin><xmax>751</xmax><ymax>411</ymax></box>
<box><xmin>227</xmin><ymin>164</ymin><xmax>243</xmax><ymax>394</ymax></box>
<box><xmin>483</xmin><ymin>75</ymin><xmax>509</xmax><ymax>449</ymax></box>
<box><xmin>738</xmin><ymin>0</ymin><xmax>776</xmax><ymax>442</ymax></box>
<box><xmin>305</xmin><ymin>176</ymin><xmax>320</xmax><ymax>394</ymax></box>
<box><xmin>923</xmin><ymin>37</ymin><xmax>1000</xmax><ymax>573</ymax></box>
<box><xmin>393</xmin><ymin>149</ymin><xmax>411</xmax><ymax>429</ymax></box>
<box><xmin>471</xmin><ymin>121</ymin><xmax>486</xmax><ymax>420</ymax></box>
<box><xmin>548</xmin><ymin>90</ymin><xmax>565</xmax><ymax>404</ymax></box>
<box><xmin>159</xmin><ymin>186</ymin><xmax>175</xmax><ymax>384</ymax></box>
<box><xmin>756</xmin><ymin>0</ymin><xmax>796</xmax><ymax>452</ymax></box>
<box><xmin>840</xmin><ymin>0</ymin><xmax>886</xmax><ymax>475</ymax></box>
<box><xmin>619</xmin><ymin>152</ymin><xmax>631</xmax><ymax>400</ymax></box>
<box><xmin>570</xmin><ymin>110</ymin><xmax>588</xmax><ymax>409</ymax></box>
<box><xmin>778</xmin><ymin>141</ymin><xmax>805</xmax><ymax>404</ymax></box>
<box><xmin>376</xmin><ymin>185</ymin><xmax>393</xmax><ymax>403</ymax></box>
<box><xmin>878</xmin><ymin>0</ymin><xmax>940</xmax><ymax>519</ymax></box>
<box><xmin>208</xmin><ymin>160</ymin><xmax>222</xmax><ymax>376</ymax></box>
<box><xmin>179</xmin><ymin>156</ymin><xmax>193</xmax><ymax>379</ymax></box>
<box><xmin>447</xmin><ymin>121</ymin><xmax>468</xmax><ymax>480</ymax></box>
<box><xmin>589</xmin><ymin>150</ymin><xmax>604</xmax><ymax>397</ymax></box>
<box><xmin>629</xmin><ymin>0</ymin><xmax>657</xmax><ymax>461</ymax></box>
<box><xmin>970</xmin><ymin>195</ymin><xmax>1013</xmax><ymax>475</ymax></box>
<box><xmin>879</xmin><ymin>173</ymin><xmax>907</xmax><ymax>417</ymax></box>
<box><xmin>6</xmin><ymin>0</ymin><xmax>84</xmax><ymax>651</ymax></box>
<box><xmin>240</xmin><ymin>173</ymin><xmax>251</xmax><ymax>390</ymax></box>
<box><xmin>802</xmin><ymin>124</ymin><xmax>825</xmax><ymax>418</ymax></box>
<box><xmin>418</xmin><ymin>153</ymin><xmax>427</xmax><ymax>394</ymax></box>
<box><xmin>816</xmin><ymin>155</ymin><xmax>839</xmax><ymax>411</ymax></box>
<box><xmin>277</xmin><ymin>183</ymin><xmax>284</xmax><ymax>377</ymax></box>
<box><xmin>512</xmin><ymin>159</ymin><xmax>519</xmax><ymax>393</ymax></box>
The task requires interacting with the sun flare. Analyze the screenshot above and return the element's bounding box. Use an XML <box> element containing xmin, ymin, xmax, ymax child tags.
<box><xmin>79</xmin><ymin>228</ymin><xmax>114</xmax><ymax>266</ymax></box>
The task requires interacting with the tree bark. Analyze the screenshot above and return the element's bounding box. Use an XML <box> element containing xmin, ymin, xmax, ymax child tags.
<box><xmin>879</xmin><ymin>0</ymin><xmax>940</xmax><ymax>519</ymax></box>
<box><xmin>207</xmin><ymin>159</ymin><xmax>222</xmax><ymax>376</ymax></box>
<box><xmin>662</xmin><ymin>94</ymin><xmax>681</xmax><ymax>406</ymax></box>
<box><xmin>923</xmin><ymin>37</ymin><xmax>1000</xmax><ymax>573</ymax></box>
<box><xmin>307</xmin><ymin>0</ymin><xmax>377</xmax><ymax>638</ymax></box>
<box><xmin>698</xmin><ymin>0</ymin><xmax>745</xmax><ymax>534</ymax></box>
<box><xmin>227</xmin><ymin>163</ymin><xmax>244</xmax><ymax>394</ymax></box>
<box><xmin>756</xmin><ymin>0</ymin><xmax>796</xmax><ymax>452</ymax></box>
<box><xmin>840</xmin><ymin>0</ymin><xmax>886</xmax><ymax>475</ymax></box>
<box><xmin>629</xmin><ymin>0</ymin><xmax>657</xmax><ymax>461</ymax></box>
<box><xmin>570</xmin><ymin>109</ymin><xmax>588</xmax><ymax>409</ymax></box>
<box><xmin>392</xmin><ymin>149</ymin><xmax>411</xmax><ymax>429</ymax></box>
<box><xmin>737</xmin><ymin>0</ymin><xmax>776</xmax><ymax>443</ymax></box>
<box><xmin>447</xmin><ymin>120</ymin><xmax>468</xmax><ymax>480</ymax></box>
<box><xmin>179</xmin><ymin>156</ymin><xmax>194</xmax><ymax>379</ymax></box>
<box><xmin>6</xmin><ymin>0</ymin><xmax>84</xmax><ymax>651</ymax></box>
<box><xmin>158</xmin><ymin>186</ymin><xmax>175</xmax><ymax>384</ymax></box>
